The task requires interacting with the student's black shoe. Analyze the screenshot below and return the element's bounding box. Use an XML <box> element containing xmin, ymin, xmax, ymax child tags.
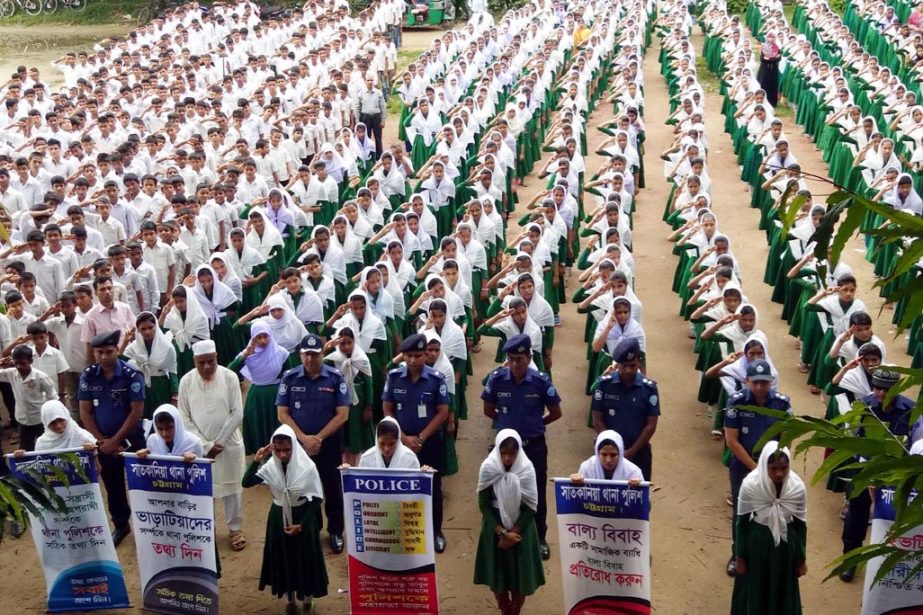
<box><xmin>435</xmin><ymin>532</ymin><xmax>446</xmax><ymax>553</ymax></box>
<box><xmin>839</xmin><ymin>567</ymin><xmax>856</xmax><ymax>583</ymax></box>
<box><xmin>540</xmin><ymin>541</ymin><xmax>551</xmax><ymax>561</ymax></box>
<box><xmin>726</xmin><ymin>556</ymin><xmax>736</xmax><ymax>577</ymax></box>
<box><xmin>329</xmin><ymin>533</ymin><xmax>344</xmax><ymax>554</ymax></box>
<box><xmin>111</xmin><ymin>525</ymin><xmax>131</xmax><ymax>547</ymax></box>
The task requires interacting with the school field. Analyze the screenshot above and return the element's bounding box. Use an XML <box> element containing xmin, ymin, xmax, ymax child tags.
<box><xmin>0</xmin><ymin>21</ymin><xmax>892</xmax><ymax>614</ymax></box>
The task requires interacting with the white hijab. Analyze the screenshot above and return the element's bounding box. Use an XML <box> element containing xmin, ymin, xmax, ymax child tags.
<box><xmin>256</xmin><ymin>424</ymin><xmax>325</xmax><ymax>527</ymax></box>
<box><xmin>262</xmin><ymin>294</ymin><xmax>308</xmax><ymax>353</ymax></box>
<box><xmin>737</xmin><ymin>441</ymin><xmax>807</xmax><ymax>546</ymax></box>
<box><xmin>246</xmin><ymin>208</ymin><xmax>285</xmax><ymax>258</ymax></box>
<box><xmin>34</xmin><ymin>400</ymin><xmax>96</xmax><ymax>451</ymax></box>
<box><xmin>163</xmin><ymin>286</ymin><xmax>211</xmax><ymax>352</ymax></box>
<box><xmin>577</xmin><ymin>430</ymin><xmax>643</xmax><ymax>481</ymax></box>
<box><xmin>124</xmin><ymin>313</ymin><xmax>178</xmax><ymax>386</ymax></box>
<box><xmin>326</xmin><ymin>339</ymin><xmax>373</xmax><ymax>405</ymax></box>
<box><xmin>358</xmin><ymin>417</ymin><xmax>421</xmax><ymax>469</ymax></box>
<box><xmin>146</xmin><ymin>404</ymin><xmax>204</xmax><ymax>457</ymax></box>
<box><xmin>476</xmin><ymin>429</ymin><xmax>538</xmax><ymax>530</ymax></box>
<box><xmin>192</xmin><ymin>265</ymin><xmax>238</xmax><ymax>327</ymax></box>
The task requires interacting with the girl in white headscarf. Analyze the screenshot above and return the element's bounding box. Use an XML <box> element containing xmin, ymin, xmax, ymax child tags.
<box><xmin>190</xmin><ymin>264</ymin><xmax>240</xmax><ymax>366</ymax></box>
<box><xmin>358</xmin><ymin>416</ymin><xmax>420</xmax><ymax>469</ymax></box>
<box><xmin>243</xmin><ymin>424</ymin><xmax>328</xmax><ymax>613</ymax></box>
<box><xmin>123</xmin><ymin>311</ymin><xmax>178</xmax><ymax>420</ymax></box>
<box><xmin>732</xmin><ymin>442</ymin><xmax>807</xmax><ymax>614</ymax></box>
<box><xmin>324</xmin><ymin>328</ymin><xmax>373</xmax><ymax>463</ymax></box>
<box><xmin>474</xmin><ymin>429</ymin><xmax>544</xmax><ymax>614</ymax></box>
<box><xmin>161</xmin><ymin>285</ymin><xmax>211</xmax><ymax>375</ymax></box>
<box><xmin>140</xmin><ymin>404</ymin><xmax>204</xmax><ymax>461</ymax></box>
<box><xmin>571</xmin><ymin>430</ymin><xmax>643</xmax><ymax>483</ymax></box>
<box><xmin>32</xmin><ymin>400</ymin><xmax>96</xmax><ymax>451</ymax></box>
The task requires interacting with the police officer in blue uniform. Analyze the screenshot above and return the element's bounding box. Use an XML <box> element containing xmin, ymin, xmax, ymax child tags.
<box><xmin>276</xmin><ymin>333</ymin><xmax>351</xmax><ymax>553</ymax></box>
<box><xmin>723</xmin><ymin>359</ymin><xmax>792</xmax><ymax>576</ymax></box>
<box><xmin>840</xmin><ymin>368</ymin><xmax>916</xmax><ymax>582</ymax></box>
<box><xmin>382</xmin><ymin>333</ymin><xmax>450</xmax><ymax>552</ymax></box>
<box><xmin>481</xmin><ymin>333</ymin><xmax>562</xmax><ymax>560</ymax></box>
<box><xmin>78</xmin><ymin>330</ymin><xmax>145</xmax><ymax>547</ymax></box>
<box><xmin>590</xmin><ymin>338</ymin><xmax>659</xmax><ymax>481</ymax></box>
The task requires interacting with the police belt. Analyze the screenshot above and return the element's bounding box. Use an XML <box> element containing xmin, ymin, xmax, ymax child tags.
<box><xmin>520</xmin><ymin>434</ymin><xmax>546</xmax><ymax>448</ymax></box>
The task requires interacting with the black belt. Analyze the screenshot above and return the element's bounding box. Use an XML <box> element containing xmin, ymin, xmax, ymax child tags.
<box><xmin>521</xmin><ymin>435</ymin><xmax>546</xmax><ymax>447</ymax></box>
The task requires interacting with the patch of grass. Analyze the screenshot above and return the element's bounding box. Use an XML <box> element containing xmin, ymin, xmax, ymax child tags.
<box><xmin>775</xmin><ymin>98</ymin><xmax>795</xmax><ymax>119</ymax></box>
<box><xmin>783</xmin><ymin>3</ymin><xmax>796</xmax><ymax>23</ymax></box>
<box><xmin>695</xmin><ymin>56</ymin><xmax>721</xmax><ymax>94</ymax></box>
<box><xmin>397</xmin><ymin>50</ymin><xmax>420</xmax><ymax>73</ymax></box>
<box><xmin>0</xmin><ymin>0</ymin><xmax>146</xmax><ymax>25</ymax></box>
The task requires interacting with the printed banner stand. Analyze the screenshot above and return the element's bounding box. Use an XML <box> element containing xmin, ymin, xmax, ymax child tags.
<box><xmin>861</xmin><ymin>486</ymin><xmax>923</xmax><ymax>615</ymax></box>
<box><xmin>7</xmin><ymin>449</ymin><xmax>130</xmax><ymax>612</ymax></box>
<box><xmin>341</xmin><ymin>467</ymin><xmax>439</xmax><ymax>614</ymax></box>
<box><xmin>123</xmin><ymin>453</ymin><xmax>218</xmax><ymax>615</ymax></box>
<box><xmin>554</xmin><ymin>478</ymin><xmax>652</xmax><ymax>615</ymax></box>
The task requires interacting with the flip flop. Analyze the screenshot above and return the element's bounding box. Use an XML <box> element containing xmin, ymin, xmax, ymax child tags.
<box><xmin>229</xmin><ymin>530</ymin><xmax>247</xmax><ymax>551</ymax></box>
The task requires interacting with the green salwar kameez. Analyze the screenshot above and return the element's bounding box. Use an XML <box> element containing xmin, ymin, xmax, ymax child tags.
<box><xmin>730</xmin><ymin>516</ymin><xmax>806</xmax><ymax>615</ymax></box>
<box><xmin>473</xmin><ymin>489</ymin><xmax>545</xmax><ymax>596</ymax></box>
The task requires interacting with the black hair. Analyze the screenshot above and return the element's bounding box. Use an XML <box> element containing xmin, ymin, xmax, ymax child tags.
<box><xmin>26</xmin><ymin>322</ymin><xmax>46</xmax><ymax>336</ymax></box>
<box><xmin>154</xmin><ymin>412</ymin><xmax>175</xmax><ymax>426</ymax></box>
<box><xmin>376</xmin><ymin>420</ymin><xmax>400</xmax><ymax>440</ymax></box>
<box><xmin>849</xmin><ymin>312</ymin><xmax>873</xmax><ymax>327</ymax></box>
<box><xmin>498</xmin><ymin>437</ymin><xmax>520</xmax><ymax>452</ymax></box>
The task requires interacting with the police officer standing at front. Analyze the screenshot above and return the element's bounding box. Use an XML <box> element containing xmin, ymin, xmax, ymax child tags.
<box><xmin>590</xmin><ymin>338</ymin><xmax>659</xmax><ymax>481</ymax></box>
<box><xmin>78</xmin><ymin>330</ymin><xmax>145</xmax><ymax>547</ymax></box>
<box><xmin>383</xmin><ymin>333</ymin><xmax>450</xmax><ymax>552</ymax></box>
<box><xmin>276</xmin><ymin>333</ymin><xmax>350</xmax><ymax>554</ymax></box>
<box><xmin>722</xmin><ymin>359</ymin><xmax>792</xmax><ymax>577</ymax></box>
<box><xmin>482</xmin><ymin>334</ymin><xmax>562</xmax><ymax>560</ymax></box>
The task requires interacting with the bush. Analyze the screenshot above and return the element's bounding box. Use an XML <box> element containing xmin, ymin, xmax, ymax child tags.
<box><xmin>728</xmin><ymin>0</ymin><xmax>748</xmax><ymax>15</ymax></box>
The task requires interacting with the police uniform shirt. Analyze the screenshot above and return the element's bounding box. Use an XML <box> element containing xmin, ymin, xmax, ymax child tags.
<box><xmin>591</xmin><ymin>372</ymin><xmax>660</xmax><ymax>446</ymax></box>
<box><xmin>859</xmin><ymin>393</ymin><xmax>914</xmax><ymax>438</ymax></box>
<box><xmin>276</xmin><ymin>364</ymin><xmax>350</xmax><ymax>436</ymax></box>
<box><xmin>723</xmin><ymin>389</ymin><xmax>792</xmax><ymax>457</ymax></box>
<box><xmin>382</xmin><ymin>365</ymin><xmax>449</xmax><ymax>435</ymax></box>
<box><xmin>482</xmin><ymin>366</ymin><xmax>561</xmax><ymax>440</ymax></box>
<box><xmin>77</xmin><ymin>360</ymin><xmax>145</xmax><ymax>437</ymax></box>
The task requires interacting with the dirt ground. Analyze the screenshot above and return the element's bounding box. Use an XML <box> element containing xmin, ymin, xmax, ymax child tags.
<box><xmin>0</xmin><ymin>18</ymin><xmax>909</xmax><ymax>615</ymax></box>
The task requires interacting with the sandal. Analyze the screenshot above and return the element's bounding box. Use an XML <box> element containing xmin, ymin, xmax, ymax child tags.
<box><xmin>797</xmin><ymin>363</ymin><xmax>809</xmax><ymax>374</ymax></box>
<box><xmin>710</xmin><ymin>430</ymin><xmax>723</xmax><ymax>441</ymax></box>
<box><xmin>229</xmin><ymin>530</ymin><xmax>247</xmax><ymax>551</ymax></box>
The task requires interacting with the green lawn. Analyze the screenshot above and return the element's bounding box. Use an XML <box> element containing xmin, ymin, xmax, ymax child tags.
<box><xmin>0</xmin><ymin>0</ymin><xmax>148</xmax><ymax>25</ymax></box>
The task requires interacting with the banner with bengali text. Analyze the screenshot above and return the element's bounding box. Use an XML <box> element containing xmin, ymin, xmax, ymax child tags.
<box><xmin>341</xmin><ymin>467</ymin><xmax>438</xmax><ymax>614</ymax></box>
<box><xmin>554</xmin><ymin>478</ymin><xmax>652</xmax><ymax>615</ymax></box>
<box><xmin>861</xmin><ymin>486</ymin><xmax>923</xmax><ymax>615</ymax></box>
<box><xmin>7</xmin><ymin>449</ymin><xmax>130</xmax><ymax>612</ymax></box>
<box><xmin>123</xmin><ymin>453</ymin><xmax>218</xmax><ymax>615</ymax></box>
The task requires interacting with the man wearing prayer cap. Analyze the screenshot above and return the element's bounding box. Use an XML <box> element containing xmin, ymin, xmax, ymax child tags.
<box><xmin>276</xmin><ymin>332</ymin><xmax>350</xmax><ymax>553</ymax></box>
<box><xmin>722</xmin><ymin>359</ymin><xmax>792</xmax><ymax>576</ymax></box>
<box><xmin>384</xmin><ymin>331</ymin><xmax>450</xmax><ymax>552</ymax></box>
<box><xmin>78</xmin><ymin>329</ymin><xmax>145</xmax><ymax>547</ymax></box>
<box><xmin>483</xmin><ymin>332</ymin><xmax>562</xmax><ymax>560</ymax></box>
<box><xmin>178</xmin><ymin>336</ymin><xmax>247</xmax><ymax>551</ymax></box>
<box><xmin>840</xmin><ymin>368</ymin><xmax>921</xmax><ymax>581</ymax></box>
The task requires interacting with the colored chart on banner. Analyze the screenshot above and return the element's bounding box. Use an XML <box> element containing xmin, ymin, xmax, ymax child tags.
<box><xmin>862</xmin><ymin>486</ymin><xmax>923</xmax><ymax>615</ymax></box>
<box><xmin>342</xmin><ymin>468</ymin><xmax>438</xmax><ymax>614</ymax></box>
<box><xmin>7</xmin><ymin>449</ymin><xmax>130</xmax><ymax>613</ymax></box>
<box><xmin>123</xmin><ymin>453</ymin><xmax>218</xmax><ymax>615</ymax></box>
<box><xmin>554</xmin><ymin>479</ymin><xmax>652</xmax><ymax>615</ymax></box>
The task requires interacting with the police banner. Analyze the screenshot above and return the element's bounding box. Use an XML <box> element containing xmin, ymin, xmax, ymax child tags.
<box><xmin>341</xmin><ymin>467</ymin><xmax>438</xmax><ymax>614</ymax></box>
<box><xmin>123</xmin><ymin>453</ymin><xmax>218</xmax><ymax>615</ymax></box>
<box><xmin>554</xmin><ymin>479</ymin><xmax>652</xmax><ymax>615</ymax></box>
<box><xmin>861</xmin><ymin>486</ymin><xmax>923</xmax><ymax>615</ymax></box>
<box><xmin>7</xmin><ymin>449</ymin><xmax>130</xmax><ymax>612</ymax></box>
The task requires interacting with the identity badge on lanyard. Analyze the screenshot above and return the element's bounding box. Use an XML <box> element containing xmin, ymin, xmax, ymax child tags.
<box><xmin>418</xmin><ymin>397</ymin><xmax>428</xmax><ymax>419</ymax></box>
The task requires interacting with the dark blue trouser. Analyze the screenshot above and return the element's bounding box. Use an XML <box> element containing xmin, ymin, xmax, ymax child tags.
<box><xmin>842</xmin><ymin>484</ymin><xmax>872</xmax><ymax>554</ymax></box>
<box><xmin>729</xmin><ymin>458</ymin><xmax>750</xmax><ymax>554</ymax></box>
<box><xmin>523</xmin><ymin>436</ymin><xmax>548</xmax><ymax>541</ymax></box>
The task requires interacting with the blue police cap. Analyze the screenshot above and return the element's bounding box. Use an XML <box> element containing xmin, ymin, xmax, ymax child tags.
<box><xmin>91</xmin><ymin>330</ymin><xmax>121</xmax><ymax>348</ymax></box>
<box><xmin>399</xmin><ymin>333</ymin><xmax>427</xmax><ymax>353</ymax></box>
<box><xmin>299</xmin><ymin>333</ymin><xmax>324</xmax><ymax>353</ymax></box>
<box><xmin>612</xmin><ymin>337</ymin><xmax>640</xmax><ymax>363</ymax></box>
<box><xmin>746</xmin><ymin>359</ymin><xmax>773</xmax><ymax>381</ymax></box>
<box><xmin>502</xmin><ymin>333</ymin><xmax>531</xmax><ymax>355</ymax></box>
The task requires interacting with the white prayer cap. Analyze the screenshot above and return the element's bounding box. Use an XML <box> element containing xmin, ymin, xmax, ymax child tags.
<box><xmin>192</xmin><ymin>340</ymin><xmax>217</xmax><ymax>356</ymax></box>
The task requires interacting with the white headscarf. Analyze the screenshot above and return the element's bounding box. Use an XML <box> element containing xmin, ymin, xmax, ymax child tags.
<box><xmin>256</xmin><ymin>424</ymin><xmax>325</xmax><ymax>527</ymax></box>
<box><xmin>192</xmin><ymin>265</ymin><xmax>238</xmax><ymax>327</ymax></box>
<box><xmin>476</xmin><ymin>429</ymin><xmax>538</xmax><ymax>530</ymax></box>
<box><xmin>124</xmin><ymin>313</ymin><xmax>178</xmax><ymax>386</ymax></box>
<box><xmin>262</xmin><ymin>294</ymin><xmax>308</xmax><ymax>353</ymax></box>
<box><xmin>358</xmin><ymin>417</ymin><xmax>421</xmax><ymax>469</ymax></box>
<box><xmin>246</xmin><ymin>208</ymin><xmax>285</xmax><ymax>258</ymax></box>
<box><xmin>577</xmin><ymin>430</ymin><xmax>643</xmax><ymax>481</ymax></box>
<box><xmin>163</xmin><ymin>286</ymin><xmax>211</xmax><ymax>352</ymax></box>
<box><xmin>34</xmin><ymin>400</ymin><xmax>96</xmax><ymax>451</ymax></box>
<box><xmin>737</xmin><ymin>441</ymin><xmax>807</xmax><ymax>546</ymax></box>
<box><xmin>146</xmin><ymin>404</ymin><xmax>204</xmax><ymax>457</ymax></box>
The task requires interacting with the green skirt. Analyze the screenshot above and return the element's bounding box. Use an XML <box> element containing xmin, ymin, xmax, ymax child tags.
<box><xmin>243</xmin><ymin>383</ymin><xmax>281</xmax><ymax>455</ymax></box>
<box><xmin>345</xmin><ymin>403</ymin><xmax>374</xmax><ymax>455</ymax></box>
<box><xmin>143</xmin><ymin>375</ymin><xmax>175</xmax><ymax>421</ymax></box>
<box><xmin>259</xmin><ymin>500</ymin><xmax>328</xmax><ymax>601</ymax></box>
<box><xmin>473</xmin><ymin>512</ymin><xmax>544</xmax><ymax>596</ymax></box>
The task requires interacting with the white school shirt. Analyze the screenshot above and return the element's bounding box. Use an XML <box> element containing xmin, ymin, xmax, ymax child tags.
<box><xmin>28</xmin><ymin>344</ymin><xmax>69</xmax><ymax>393</ymax></box>
<box><xmin>44</xmin><ymin>313</ymin><xmax>86</xmax><ymax>373</ymax></box>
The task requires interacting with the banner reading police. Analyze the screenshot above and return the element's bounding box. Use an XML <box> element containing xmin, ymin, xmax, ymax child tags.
<box><xmin>554</xmin><ymin>479</ymin><xmax>652</xmax><ymax>615</ymax></box>
<box><xmin>7</xmin><ymin>449</ymin><xmax>130</xmax><ymax>612</ymax></box>
<box><xmin>861</xmin><ymin>486</ymin><xmax>923</xmax><ymax>615</ymax></box>
<box><xmin>341</xmin><ymin>467</ymin><xmax>438</xmax><ymax>614</ymax></box>
<box><xmin>123</xmin><ymin>453</ymin><xmax>218</xmax><ymax>615</ymax></box>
